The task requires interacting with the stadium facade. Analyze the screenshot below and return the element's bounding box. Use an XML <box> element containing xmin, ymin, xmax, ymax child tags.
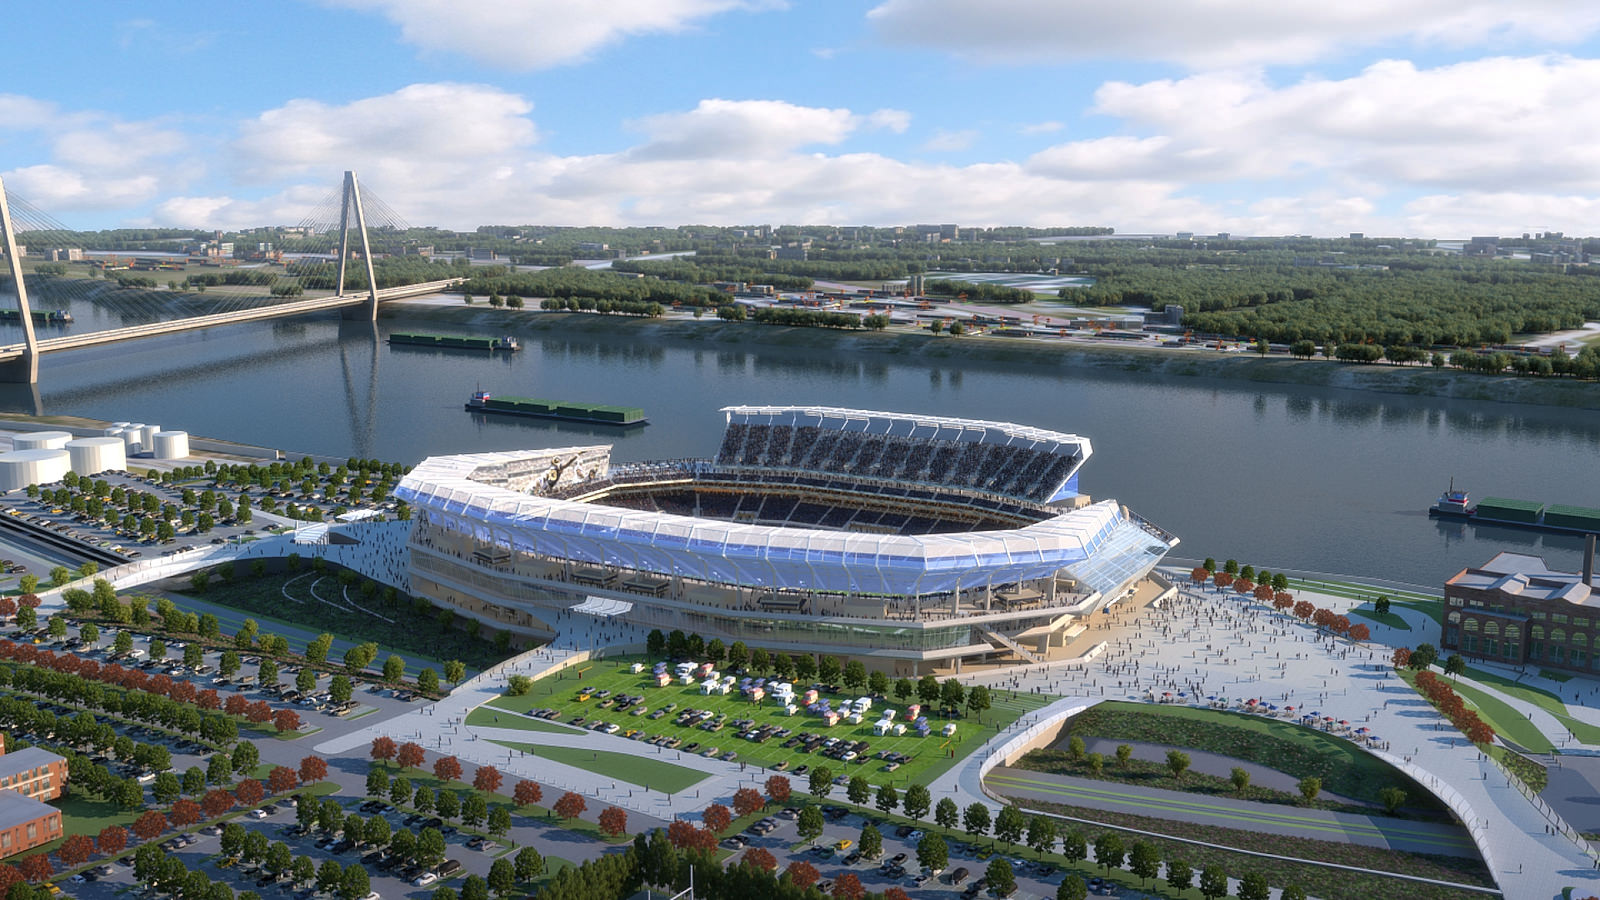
<box><xmin>395</xmin><ymin>406</ymin><xmax>1177</xmax><ymax>672</ymax></box>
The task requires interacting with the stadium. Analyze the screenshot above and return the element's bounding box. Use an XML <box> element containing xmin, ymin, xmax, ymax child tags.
<box><xmin>396</xmin><ymin>406</ymin><xmax>1178</xmax><ymax>673</ymax></box>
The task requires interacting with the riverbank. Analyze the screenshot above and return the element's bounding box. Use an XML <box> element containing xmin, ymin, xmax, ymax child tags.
<box><xmin>386</xmin><ymin>303</ymin><xmax>1600</xmax><ymax>411</ymax></box>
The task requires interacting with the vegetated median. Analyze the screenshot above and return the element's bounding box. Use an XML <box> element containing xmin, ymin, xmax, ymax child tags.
<box><xmin>386</xmin><ymin>303</ymin><xmax>1600</xmax><ymax>411</ymax></box>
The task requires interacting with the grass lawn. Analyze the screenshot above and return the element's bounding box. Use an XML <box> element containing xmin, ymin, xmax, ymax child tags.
<box><xmin>173</xmin><ymin>569</ymin><xmax>514</xmax><ymax>670</ymax></box>
<box><xmin>53</xmin><ymin>792</ymin><xmax>136</xmax><ymax>841</ymax></box>
<box><xmin>1462</xmin><ymin>668</ymin><xmax>1567</xmax><ymax>716</ymax></box>
<box><xmin>1399</xmin><ymin>670</ymin><xmax>1555</xmax><ymax>754</ymax></box>
<box><xmin>1349</xmin><ymin>608</ymin><xmax>1411</xmax><ymax>631</ymax></box>
<box><xmin>376</xmin><ymin>763</ymin><xmax>632</xmax><ymax>844</ymax></box>
<box><xmin>467</xmin><ymin>706</ymin><xmax>580</xmax><ymax>734</ymax></box>
<box><xmin>480</xmin><ymin>654</ymin><xmax>1051</xmax><ymax>792</ymax></box>
<box><xmin>489</xmin><ymin>741</ymin><xmax>707</xmax><ymax>793</ymax></box>
<box><xmin>1051</xmin><ymin>702</ymin><xmax>1429</xmax><ymax>808</ymax></box>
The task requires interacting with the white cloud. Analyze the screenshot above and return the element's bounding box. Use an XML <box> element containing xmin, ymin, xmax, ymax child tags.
<box><xmin>0</xmin><ymin>95</ymin><xmax>195</xmax><ymax>212</ymax></box>
<box><xmin>867</xmin><ymin>0</ymin><xmax>1600</xmax><ymax>67</ymax></box>
<box><xmin>325</xmin><ymin>0</ymin><xmax>772</xmax><ymax>69</ymax></box>
<box><xmin>922</xmin><ymin>129</ymin><xmax>978</xmax><ymax>152</ymax></box>
<box><xmin>233</xmin><ymin>83</ymin><xmax>538</xmax><ymax>182</ymax></box>
<box><xmin>630</xmin><ymin>99</ymin><xmax>879</xmax><ymax>159</ymax></box>
<box><xmin>1020</xmin><ymin>121</ymin><xmax>1063</xmax><ymax>135</ymax></box>
<box><xmin>1072</xmin><ymin>56</ymin><xmax>1600</xmax><ymax>191</ymax></box>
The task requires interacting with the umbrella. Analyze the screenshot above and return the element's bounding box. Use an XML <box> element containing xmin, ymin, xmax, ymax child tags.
<box><xmin>1268</xmin><ymin>704</ymin><xmax>1278</xmax><ymax>710</ymax></box>
<box><xmin>1339</xmin><ymin>720</ymin><xmax>1350</xmax><ymax>726</ymax></box>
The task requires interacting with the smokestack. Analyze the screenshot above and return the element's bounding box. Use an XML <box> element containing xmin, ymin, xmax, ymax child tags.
<box><xmin>1585</xmin><ymin>534</ymin><xmax>1596</xmax><ymax>587</ymax></box>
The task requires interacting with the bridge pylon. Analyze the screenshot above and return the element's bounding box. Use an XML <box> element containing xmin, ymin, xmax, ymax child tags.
<box><xmin>0</xmin><ymin>177</ymin><xmax>40</xmax><ymax>385</ymax></box>
<box><xmin>335</xmin><ymin>170</ymin><xmax>381</xmax><ymax>322</ymax></box>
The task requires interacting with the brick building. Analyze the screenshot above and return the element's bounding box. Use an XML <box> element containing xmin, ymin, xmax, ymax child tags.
<box><xmin>0</xmin><ymin>737</ymin><xmax>66</xmax><ymax>858</ymax></box>
<box><xmin>1442</xmin><ymin>547</ymin><xmax>1599</xmax><ymax>674</ymax></box>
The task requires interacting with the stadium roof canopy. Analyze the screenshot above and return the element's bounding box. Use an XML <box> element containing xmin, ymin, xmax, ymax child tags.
<box><xmin>397</xmin><ymin>444</ymin><xmax>1173</xmax><ymax>597</ymax></box>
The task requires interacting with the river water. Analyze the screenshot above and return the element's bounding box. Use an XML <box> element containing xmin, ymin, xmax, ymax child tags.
<box><xmin>5</xmin><ymin>300</ymin><xmax>1598</xmax><ymax>587</ymax></box>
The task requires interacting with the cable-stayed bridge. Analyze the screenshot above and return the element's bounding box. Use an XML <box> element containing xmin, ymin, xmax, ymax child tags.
<box><xmin>0</xmin><ymin>171</ymin><xmax>463</xmax><ymax>383</ymax></box>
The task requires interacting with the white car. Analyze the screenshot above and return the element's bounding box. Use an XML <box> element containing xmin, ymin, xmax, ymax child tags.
<box><xmin>412</xmin><ymin>873</ymin><xmax>438</xmax><ymax>887</ymax></box>
<box><xmin>249</xmin><ymin>809</ymin><xmax>269</xmax><ymax>819</ymax></box>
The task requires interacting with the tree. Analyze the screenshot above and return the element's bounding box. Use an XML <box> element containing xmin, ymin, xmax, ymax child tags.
<box><xmin>868</xmin><ymin>670</ymin><xmax>889</xmax><ymax>696</ymax></box>
<box><xmin>339</xmin><ymin>864</ymin><xmax>371</xmax><ymax>900</ymax></box>
<box><xmin>893</xmin><ymin>678</ymin><xmax>913</xmax><ymax>703</ymax></box>
<box><xmin>917</xmin><ymin>833</ymin><xmax>948</xmax><ymax>872</ymax></box>
<box><xmin>597</xmin><ymin>806</ymin><xmax>627</xmax><ymax>838</ymax></box>
<box><xmin>1026</xmin><ymin>815</ymin><xmax>1057</xmax><ymax>858</ymax></box>
<box><xmin>1410</xmin><ymin>643</ymin><xmax>1439</xmax><ymax>670</ymax></box>
<box><xmin>962</xmin><ymin>802</ymin><xmax>990</xmax><ymax>838</ymax></box>
<box><xmin>1230</xmin><ymin>767</ymin><xmax>1250</xmax><ymax>793</ymax></box>
<box><xmin>506</xmin><ymin>675</ymin><xmax>532</xmax><ymax>696</ymax></box>
<box><xmin>1237</xmin><ymin>871</ymin><xmax>1270</xmax><ymax>900</ymax></box>
<box><xmin>859</xmin><ymin>824</ymin><xmax>883</xmax><ymax>860</ymax></box>
<box><xmin>731</xmin><ymin>787</ymin><xmax>764</xmax><ymax>818</ymax></box>
<box><xmin>487</xmin><ymin>859</ymin><xmax>516</xmax><ymax>900</ymax></box>
<box><xmin>1129</xmin><ymin>841</ymin><xmax>1161</xmax><ymax>887</ymax></box>
<box><xmin>1066</xmin><ymin>736</ymin><xmax>1085</xmax><ymax>761</ymax></box>
<box><xmin>1060</xmin><ymin>828</ymin><xmax>1087</xmax><ymax>866</ymax></box>
<box><xmin>444</xmin><ymin>660</ymin><xmax>466</xmax><ymax>684</ymax></box>
<box><xmin>1374</xmin><ymin>595</ymin><xmax>1391</xmax><ymax>616</ymax></box>
<box><xmin>434</xmin><ymin>789</ymin><xmax>460</xmax><ymax>821</ymax></box>
<box><xmin>433</xmin><ymin>756</ymin><xmax>462</xmax><ymax>782</ymax></box>
<box><xmin>1166</xmin><ymin>750</ymin><xmax>1191</xmax><ymax>781</ymax></box>
<box><xmin>808</xmin><ymin>765</ymin><xmax>833</xmax><ymax>798</ymax></box>
<box><xmin>273</xmin><ymin>709</ymin><xmax>301</xmax><ymax>733</ymax></box>
<box><xmin>487</xmin><ymin>807</ymin><xmax>511</xmax><ymax>837</ymax></box>
<box><xmin>797</xmin><ymin>806</ymin><xmax>824</xmax><ymax>845</ymax></box>
<box><xmin>460</xmin><ymin>795</ymin><xmax>488</xmax><ymax>828</ymax></box>
<box><xmin>132</xmin><ymin>810</ymin><xmax>168</xmax><ymax>840</ymax></box>
<box><xmin>514</xmin><ymin>780</ymin><xmax>542</xmax><ymax>808</ymax></box>
<box><xmin>994</xmin><ymin>805</ymin><xmax>1025</xmax><ymax>846</ymax></box>
<box><xmin>985</xmin><ymin>858</ymin><xmax>1016</xmax><ymax>897</ymax></box>
<box><xmin>843</xmin><ymin>660</ymin><xmax>867</xmax><ymax>692</ymax></box>
<box><xmin>743</xmin><ymin>847</ymin><xmax>777</xmax><ymax>872</ymax></box>
<box><xmin>1166</xmin><ymin>857</ymin><xmax>1193</xmax><ymax>893</ymax></box>
<box><xmin>235</xmin><ymin>779</ymin><xmax>265</xmax><ymax>807</ymax></box>
<box><xmin>784</xmin><ymin>861</ymin><xmax>819</xmax><ymax>891</ymax></box>
<box><xmin>847</xmin><ymin>776</ymin><xmax>870</xmax><ymax>805</ymax></box>
<box><xmin>553</xmin><ymin>791</ymin><xmax>586</xmax><ymax>821</ymax></box>
<box><xmin>513</xmin><ymin>847</ymin><xmax>544</xmax><ymax>883</ymax></box>
<box><xmin>940</xmin><ymin>678</ymin><xmax>965</xmax><ymax>714</ymax></box>
<box><xmin>935</xmin><ymin>798</ymin><xmax>958</xmax><ymax>830</ymax></box>
<box><xmin>299</xmin><ymin>756</ymin><xmax>328</xmax><ymax>784</ymax></box>
<box><xmin>1444</xmin><ymin>654</ymin><xmax>1466</xmax><ymax>679</ymax></box>
<box><xmin>96</xmin><ymin>825</ymin><xmax>127</xmax><ymax>856</ymax></box>
<box><xmin>1281</xmin><ymin>886</ymin><xmax>1307</xmax><ymax>900</ymax></box>
<box><xmin>832</xmin><ymin>873</ymin><xmax>864</xmax><ymax>900</ymax></box>
<box><xmin>703</xmin><ymin>803</ymin><xmax>731</xmax><ymax>836</ymax></box>
<box><xmin>764</xmin><ymin>774</ymin><xmax>791</xmax><ymax>806</ymax></box>
<box><xmin>1056</xmin><ymin>877</ymin><xmax>1088</xmax><ymax>900</ymax></box>
<box><xmin>170</xmin><ymin>799</ymin><xmax>202</xmax><ymax>827</ymax></box>
<box><xmin>153</xmin><ymin>772</ymin><xmax>182</xmax><ymax>805</ymax></box>
<box><xmin>875</xmin><ymin>783</ymin><xmax>899</xmax><ymax>815</ymax></box>
<box><xmin>57</xmin><ymin>834</ymin><xmax>94</xmax><ymax>868</ymax></box>
<box><xmin>1298</xmin><ymin>776</ymin><xmax>1322</xmax><ymax>803</ymax></box>
<box><xmin>1093</xmin><ymin>833</ymin><xmax>1124</xmax><ymax>874</ymax></box>
<box><xmin>417</xmin><ymin>668</ymin><xmax>439</xmax><ymax>693</ymax></box>
<box><xmin>902</xmin><ymin>783</ymin><xmax>931</xmax><ymax>821</ymax></box>
<box><xmin>1379</xmin><ymin>786</ymin><xmax>1407</xmax><ymax>814</ymax></box>
<box><xmin>16</xmin><ymin>855</ymin><xmax>51</xmax><ymax>884</ymax></box>
<box><xmin>473</xmin><ymin>765</ymin><xmax>503</xmax><ymax>794</ymax></box>
<box><xmin>383</xmin><ymin>655</ymin><xmax>406</xmax><ymax>684</ymax></box>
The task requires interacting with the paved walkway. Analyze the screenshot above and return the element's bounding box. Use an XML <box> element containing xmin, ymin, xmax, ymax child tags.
<box><xmin>987</xmin><ymin>766</ymin><xmax>1478</xmax><ymax>857</ymax></box>
<box><xmin>915</xmin><ymin>583</ymin><xmax>1600</xmax><ymax>899</ymax></box>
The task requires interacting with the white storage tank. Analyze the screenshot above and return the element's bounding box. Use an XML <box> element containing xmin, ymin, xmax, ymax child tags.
<box><xmin>12</xmin><ymin>431</ymin><xmax>72</xmax><ymax>451</ymax></box>
<box><xmin>121</xmin><ymin>424</ymin><xmax>145</xmax><ymax>453</ymax></box>
<box><xmin>153</xmin><ymin>431</ymin><xmax>189</xmax><ymax>460</ymax></box>
<box><xmin>66</xmin><ymin>437</ymin><xmax>127</xmax><ymax>476</ymax></box>
<box><xmin>139</xmin><ymin>424</ymin><xmax>160</xmax><ymax>448</ymax></box>
<box><xmin>102</xmin><ymin>426</ymin><xmax>124</xmax><ymax>438</ymax></box>
<box><xmin>0</xmin><ymin>449</ymin><xmax>71</xmax><ymax>493</ymax></box>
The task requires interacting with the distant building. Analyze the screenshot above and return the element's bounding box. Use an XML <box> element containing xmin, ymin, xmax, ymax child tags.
<box><xmin>774</xmin><ymin>247</ymin><xmax>807</xmax><ymax>261</ymax></box>
<box><xmin>575</xmin><ymin>242</ymin><xmax>609</xmax><ymax>254</ymax></box>
<box><xmin>43</xmin><ymin>249</ymin><xmax>83</xmax><ymax>262</ymax></box>
<box><xmin>467</xmin><ymin>249</ymin><xmax>497</xmax><ymax>261</ymax></box>
<box><xmin>1464</xmin><ymin>236</ymin><xmax>1499</xmax><ymax>257</ymax></box>
<box><xmin>1442</xmin><ymin>546</ymin><xmax>1600</xmax><ymax>673</ymax></box>
<box><xmin>1349</xmin><ymin>233</ymin><xmax>1364</xmax><ymax>240</ymax></box>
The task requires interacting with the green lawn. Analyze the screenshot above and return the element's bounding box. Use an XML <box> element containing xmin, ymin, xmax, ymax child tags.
<box><xmin>1401</xmin><ymin>671</ymin><xmax>1555</xmax><ymax>754</ymax></box>
<box><xmin>1462</xmin><ymin>668</ymin><xmax>1567</xmax><ymax>716</ymax></box>
<box><xmin>375</xmin><ymin>763</ymin><xmax>631</xmax><ymax>844</ymax></box>
<box><xmin>54</xmin><ymin>792</ymin><xmax>136</xmax><ymax>840</ymax></box>
<box><xmin>467</xmin><ymin>706</ymin><xmax>581</xmax><ymax>734</ymax></box>
<box><xmin>1050</xmin><ymin>702</ymin><xmax>1425</xmax><ymax>807</ymax></box>
<box><xmin>1348</xmin><ymin>608</ymin><xmax>1411</xmax><ymax>631</ymax></box>
<box><xmin>489</xmin><ymin>741</ymin><xmax>707</xmax><ymax>793</ymax></box>
<box><xmin>481</xmin><ymin>654</ymin><xmax>1051</xmax><ymax>793</ymax></box>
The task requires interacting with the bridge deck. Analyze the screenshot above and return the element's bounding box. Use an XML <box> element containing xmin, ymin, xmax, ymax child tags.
<box><xmin>0</xmin><ymin>278</ymin><xmax>462</xmax><ymax>361</ymax></box>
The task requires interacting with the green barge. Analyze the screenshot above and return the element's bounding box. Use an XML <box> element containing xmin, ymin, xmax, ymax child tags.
<box><xmin>0</xmin><ymin>309</ymin><xmax>72</xmax><ymax>323</ymax></box>
<box><xmin>1430</xmin><ymin>484</ymin><xmax>1600</xmax><ymax>534</ymax></box>
<box><xmin>390</xmin><ymin>332</ymin><xmax>519</xmax><ymax>351</ymax></box>
<box><xmin>465</xmin><ymin>390</ymin><xmax>647</xmax><ymax>426</ymax></box>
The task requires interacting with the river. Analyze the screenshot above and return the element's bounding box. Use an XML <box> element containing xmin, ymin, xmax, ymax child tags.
<box><xmin>4</xmin><ymin>298</ymin><xmax>1598</xmax><ymax>588</ymax></box>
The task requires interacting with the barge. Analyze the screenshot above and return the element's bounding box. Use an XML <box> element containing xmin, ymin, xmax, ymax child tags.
<box><xmin>0</xmin><ymin>309</ymin><xmax>72</xmax><ymax>323</ymax></box>
<box><xmin>390</xmin><ymin>332</ymin><xmax>519</xmax><ymax>351</ymax></box>
<box><xmin>465</xmin><ymin>390</ymin><xmax>647</xmax><ymax>427</ymax></box>
<box><xmin>1430</xmin><ymin>483</ymin><xmax>1600</xmax><ymax>534</ymax></box>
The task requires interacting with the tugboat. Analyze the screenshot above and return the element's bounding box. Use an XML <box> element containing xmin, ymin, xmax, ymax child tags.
<box><xmin>1429</xmin><ymin>479</ymin><xmax>1473</xmax><ymax>518</ymax></box>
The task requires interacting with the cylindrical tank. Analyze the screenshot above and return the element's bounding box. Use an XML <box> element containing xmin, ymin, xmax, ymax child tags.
<box><xmin>0</xmin><ymin>449</ymin><xmax>71</xmax><ymax>493</ymax></box>
<box><xmin>12</xmin><ymin>431</ymin><xmax>72</xmax><ymax>451</ymax></box>
<box><xmin>121</xmin><ymin>424</ymin><xmax>145</xmax><ymax>453</ymax></box>
<box><xmin>66</xmin><ymin>437</ymin><xmax>128</xmax><ymax>476</ymax></box>
<box><xmin>112</xmin><ymin>422</ymin><xmax>131</xmax><ymax>429</ymax></box>
<box><xmin>102</xmin><ymin>426</ymin><xmax>124</xmax><ymax>437</ymax></box>
<box><xmin>139</xmin><ymin>424</ymin><xmax>160</xmax><ymax>448</ymax></box>
<box><xmin>153</xmin><ymin>431</ymin><xmax>189</xmax><ymax>460</ymax></box>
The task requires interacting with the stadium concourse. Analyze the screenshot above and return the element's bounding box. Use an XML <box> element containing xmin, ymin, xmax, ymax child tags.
<box><xmin>394</xmin><ymin>406</ymin><xmax>1180</xmax><ymax>674</ymax></box>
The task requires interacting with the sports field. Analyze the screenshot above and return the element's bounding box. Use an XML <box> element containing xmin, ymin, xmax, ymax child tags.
<box><xmin>479</xmin><ymin>654</ymin><xmax>1051</xmax><ymax>790</ymax></box>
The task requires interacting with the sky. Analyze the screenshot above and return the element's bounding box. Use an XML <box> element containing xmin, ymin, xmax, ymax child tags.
<box><xmin>6</xmin><ymin>0</ymin><xmax>1600</xmax><ymax>237</ymax></box>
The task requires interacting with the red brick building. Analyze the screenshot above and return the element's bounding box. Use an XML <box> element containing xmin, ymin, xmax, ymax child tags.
<box><xmin>0</xmin><ymin>736</ymin><xmax>66</xmax><ymax>858</ymax></box>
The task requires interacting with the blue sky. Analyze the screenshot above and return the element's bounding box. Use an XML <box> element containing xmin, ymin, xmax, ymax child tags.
<box><xmin>7</xmin><ymin>0</ymin><xmax>1600</xmax><ymax>236</ymax></box>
